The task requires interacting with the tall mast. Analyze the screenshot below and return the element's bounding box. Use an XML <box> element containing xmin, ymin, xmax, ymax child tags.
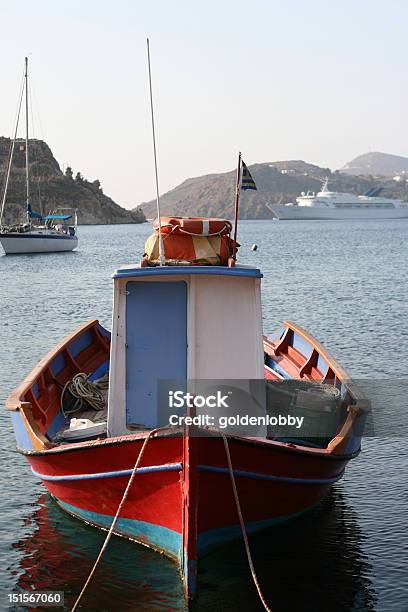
<box><xmin>146</xmin><ymin>38</ymin><xmax>165</xmax><ymax>266</ymax></box>
<box><xmin>0</xmin><ymin>62</ymin><xmax>26</xmax><ymax>229</ymax></box>
<box><xmin>24</xmin><ymin>56</ymin><xmax>30</xmax><ymax>212</ymax></box>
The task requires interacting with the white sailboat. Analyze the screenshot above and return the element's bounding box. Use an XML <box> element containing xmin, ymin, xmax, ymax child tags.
<box><xmin>0</xmin><ymin>58</ymin><xmax>78</xmax><ymax>254</ymax></box>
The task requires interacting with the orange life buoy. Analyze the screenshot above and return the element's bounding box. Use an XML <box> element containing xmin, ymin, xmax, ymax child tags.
<box><xmin>153</xmin><ymin>217</ymin><xmax>232</xmax><ymax>237</ymax></box>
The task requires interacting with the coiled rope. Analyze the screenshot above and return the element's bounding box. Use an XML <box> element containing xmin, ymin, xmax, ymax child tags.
<box><xmin>70</xmin><ymin>428</ymin><xmax>158</xmax><ymax>612</ymax></box>
<box><xmin>61</xmin><ymin>372</ymin><xmax>109</xmax><ymax>416</ymax></box>
<box><xmin>222</xmin><ymin>433</ymin><xmax>272</xmax><ymax>612</ymax></box>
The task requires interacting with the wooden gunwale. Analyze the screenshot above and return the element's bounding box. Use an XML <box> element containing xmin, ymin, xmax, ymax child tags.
<box><xmin>20</xmin><ymin>425</ymin><xmax>360</xmax><ymax>461</ymax></box>
<box><xmin>264</xmin><ymin>320</ymin><xmax>369</xmax><ymax>455</ymax></box>
<box><xmin>264</xmin><ymin>320</ymin><xmax>368</xmax><ymax>408</ymax></box>
<box><xmin>6</xmin><ymin>319</ymin><xmax>103</xmax><ymax>412</ymax></box>
<box><xmin>5</xmin><ymin>319</ymin><xmax>107</xmax><ymax>451</ymax></box>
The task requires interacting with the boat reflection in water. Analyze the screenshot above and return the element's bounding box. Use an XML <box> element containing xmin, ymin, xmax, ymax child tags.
<box><xmin>13</xmin><ymin>489</ymin><xmax>376</xmax><ymax>611</ymax></box>
<box><xmin>195</xmin><ymin>487</ymin><xmax>377</xmax><ymax>612</ymax></box>
<box><xmin>13</xmin><ymin>493</ymin><xmax>184</xmax><ymax>611</ymax></box>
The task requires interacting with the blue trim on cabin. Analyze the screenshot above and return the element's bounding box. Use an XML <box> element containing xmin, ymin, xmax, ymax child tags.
<box><xmin>11</xmin><ymin>412</ymin><xmax>34</xmax><ymax>451</ymax></box>
<box><xmin>113</xmin><ymin>265</ymin><xmax>262</xmax><ymax>279</ymax></box>
<box><xmin>198</xmin><ymin>464</ymin><xmax>344</xmax><ymax>485</ymax></box>
<box><xmin>56</xmin><ymin>499</ymin><xmax>182</xmax><ymax>559</ymax></box>
<box><xmin>197</xmin><ymin>508</ymin><xmax>311</xmax><ymax>557</ymax></box>
<box><xmin>32</xmin><ymin>462</ymin><xmax>183</xmax><ymax>482</ymax></box>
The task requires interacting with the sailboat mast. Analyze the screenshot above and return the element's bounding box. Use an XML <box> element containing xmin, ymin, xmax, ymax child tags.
<box><xmin>24</xmin><ymin>57</ymin><xmax>30</xmax><ymax>211</ymax></box>
<box><xmin>0</xmin><ymin>62</ymin><xmax>26</xmax><ymax>229</ymax></box>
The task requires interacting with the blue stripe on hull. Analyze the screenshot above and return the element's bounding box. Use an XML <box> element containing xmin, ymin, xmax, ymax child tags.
<box><xmin>198</xmin><ymin>464</ymin><xmax>344</xmax><ymax>485</ymax></box>
<box><xmin>55</xmin><ymin>499</ymin><xmax>182</xmax><ymax>560</ymax></box>
<box><xmin>32</xmin><ymin>462</ymin><xmax>182</xmax><ymax>482</ymax></box>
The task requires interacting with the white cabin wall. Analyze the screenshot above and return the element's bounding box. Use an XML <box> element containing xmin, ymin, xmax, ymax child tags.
<box><xmin>193</xmin><ymin>275</ymin><xmax>264</xmax><ymax>379</ymax></box>
<box><xmin>107</xmin><ymin>278</ymin><xmax>127</xmax><ymax>436</ymax></box>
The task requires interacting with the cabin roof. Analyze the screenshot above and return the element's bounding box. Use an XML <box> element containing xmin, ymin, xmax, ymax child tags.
<box><xmin>112</xmin><ymin>264</ymin><xmax>263</xmax><ymax>279</ymax></box>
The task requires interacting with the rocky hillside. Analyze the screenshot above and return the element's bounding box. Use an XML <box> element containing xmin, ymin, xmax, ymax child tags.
<box><xmin>137</xmin><ymin>160</ymin><xmax>407</xmax><ymax>220</ymax></box>
<box><xmin>0</xmin><ymin>137</ymin><xmax>145</xmax><ymax>225</ymax></box>
<box><xmin>341</xmin><ymin>152</ymin><xmax>408</xmax><ymax>177</ymax></box>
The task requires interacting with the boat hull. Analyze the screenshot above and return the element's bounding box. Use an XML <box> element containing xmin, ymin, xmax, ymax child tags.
<box><xmin>0</xmin><ymin>233</ymin><xmax>78</xmax><ymax>254</ymax></box>
<box><xmin>23</xmin><ymin>430</ymin><xmax>351</xmax><ymax>598</ymax></box>
<box><xmin>7</xmin><ymin>318</ymin><xmax>368</xmax><ymax>601</ymax></box>
<box><xmin>271</xmin><ymin>205</ymin><xmax>408</xmax><ymax>220</ymax></box>
<box><xmin>27</xmin><ymin>435</ymin><xmax>184</xmax><ymax>561</ymax></box>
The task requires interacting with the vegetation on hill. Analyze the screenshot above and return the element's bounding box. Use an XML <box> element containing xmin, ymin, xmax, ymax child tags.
<box><xmin>0</xmin><ymin>137</ymin><xmax>146</xmax><ymax>225</ymax></box>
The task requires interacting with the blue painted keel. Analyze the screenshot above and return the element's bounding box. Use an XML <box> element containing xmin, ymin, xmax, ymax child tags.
<box><xmin>55</xmin><ymin>499</ymin><xmax>182</xmax><ymax>561</ymax></box>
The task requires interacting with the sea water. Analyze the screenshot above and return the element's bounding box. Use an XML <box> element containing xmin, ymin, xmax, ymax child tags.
<box><xmin>0</xmin><ymin>220</ymin><xmax>407</xmax><ymax>611</ymax></box>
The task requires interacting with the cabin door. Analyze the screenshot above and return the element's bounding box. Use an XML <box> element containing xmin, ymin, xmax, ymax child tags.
<box><xmin>125</xmin><ymin>281</ymin><xmax>187</xmax><ymax>428</ymax></box>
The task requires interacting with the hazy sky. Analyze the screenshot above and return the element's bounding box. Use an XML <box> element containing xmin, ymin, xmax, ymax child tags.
<box><xmin>1</xmin><ymin>0</ymin><xmax>407</xmax><ymax>209</ymax></box>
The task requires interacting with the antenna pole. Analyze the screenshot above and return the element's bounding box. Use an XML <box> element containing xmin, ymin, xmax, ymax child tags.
<box><xmin>232</xmin><ymin>151</ymin><xmax>242</xmax><ymax>261</ymax></box>
<box><xmin>147</xmin><ymin>38</ymin><xmax>165</xmax><ymax>266</ymax></box>
<box><xmin>24</xmin><ymin>57</ymin><xmax>30</xmax><ymax>217</ymax></box>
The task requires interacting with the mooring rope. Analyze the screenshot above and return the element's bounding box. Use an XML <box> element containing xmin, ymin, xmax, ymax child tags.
<box><xmin>70</xmin><ymin>428</ymin><xmax>158</xmax><ymax>612</ymax></box>
<box><xmin>221</xmin><ymin>433</ymin><xmax>273</xmax><ymax>612</ymax></box>
<box><xmin>70</xmin><ymin>427</ymin><xmax>272</xmax><ymax>611</ymax></box>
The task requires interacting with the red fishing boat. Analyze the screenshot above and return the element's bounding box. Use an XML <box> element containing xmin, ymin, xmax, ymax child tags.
<box><xmin>6</xmin><ymin>212</ymin><xmax>369</xmax><ymax>604</ymax></box>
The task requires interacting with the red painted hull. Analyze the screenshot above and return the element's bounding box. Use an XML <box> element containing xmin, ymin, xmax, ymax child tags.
<box><xmin>8</xmin><ymin>319</ymin><xmax>368</xmax><ymax>599</ymax></box>
<box><xmin>24</xmin><ymin>428</ymin><xmax>352</xmax><ymax>597</ymax></box>
<box><xmin>28</xmin><ymin>435</ymin><xmax>184</xmax><ymax>557</ymax></box>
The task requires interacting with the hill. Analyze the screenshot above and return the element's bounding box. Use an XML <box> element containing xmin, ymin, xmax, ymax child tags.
<box><xmin>0</xmin><ymin>137</ymin><xmax>146</xmax><ymax>225</ymax></box>
<box><xmin>341</xmin><ymin>152</ymin><xmax>408</xmax><ymax>177</ymax></box>
<box><xmin>137</xmin><ymin>160</ymin><xmax>407</xmax><ymax>220</ymax></box>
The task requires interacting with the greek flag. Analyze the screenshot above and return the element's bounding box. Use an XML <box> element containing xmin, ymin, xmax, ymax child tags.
<box><xmin>241</xmin><ymin>161</ymin><xmax>257</xmax><ymax>191</ymax></box>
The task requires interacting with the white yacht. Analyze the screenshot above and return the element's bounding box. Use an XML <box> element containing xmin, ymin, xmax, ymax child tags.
<box><xmin>0</xmin><ymin>58</ymin><xmax>78</xmax><ymax>254</ymax></box>
<box><xmin>270</xmin><ymin>178</ymin><xmax>408</xmax><ymax>220</ymax></box>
